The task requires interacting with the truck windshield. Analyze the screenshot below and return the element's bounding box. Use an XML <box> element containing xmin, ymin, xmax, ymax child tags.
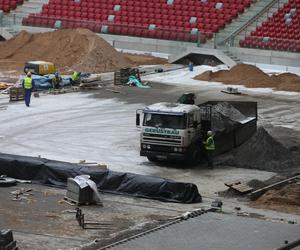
<box><xmin>143</xmin><ymin>113</ymin><xmax>186</xmax><ymax>129</ymax></box>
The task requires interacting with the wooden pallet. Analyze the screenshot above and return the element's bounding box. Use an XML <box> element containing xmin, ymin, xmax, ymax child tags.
<box><xmin>9</xmin><ymin>87</ymin><xmax>25</xmax><ymax>102</ymax></box>
<box><xmin>225</xmin><ymin>180</ymin><xmax>253</xmax><ymax>194</ymax></box>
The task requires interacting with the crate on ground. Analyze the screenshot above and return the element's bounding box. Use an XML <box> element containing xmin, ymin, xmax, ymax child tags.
<box><xmin>114</xmin><ymin>67</ymin><xmax>131</xmax><ymax>85</ymax></box>
<box><xmin>9</xmin><ymin>87</ymin><xmax>25</xmax><ymax>102</ymax></box>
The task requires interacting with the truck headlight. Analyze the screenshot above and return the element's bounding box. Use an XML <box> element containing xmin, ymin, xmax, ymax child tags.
<box><xmin>142</xmin><ymin>144</ymin><xmax>146</xmax><ymax>149</ymax></box>
<box><xmin>146</xmin><ymin>145</ymin><xmax>151</xmax><ymax>149</ymax></box>
<box><xmin>178</xmin><ymin>147</ymin><xmax>183</xmax><ymax>152</ymax></box>
<box><xmin>174</xmin><ymin>147</ymin><xmax>178</xmax><ymax>152</ymax></box>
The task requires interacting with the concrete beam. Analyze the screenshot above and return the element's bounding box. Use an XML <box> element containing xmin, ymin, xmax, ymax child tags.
<box><xmin>0</xmin><ymin>27</ymin><xmax>13</xmax><ymax>40</ymax></box>
<box><xmin>168</xmin><ymin>47</ymin><xmax>237</xmax><ymax>68</ymax></box>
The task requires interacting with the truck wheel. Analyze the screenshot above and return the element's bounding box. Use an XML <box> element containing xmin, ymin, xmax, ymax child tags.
<box><xmin>147</xmin><ymin>156</ymin><xmax>157</xmax><ymax>162</ymax></box>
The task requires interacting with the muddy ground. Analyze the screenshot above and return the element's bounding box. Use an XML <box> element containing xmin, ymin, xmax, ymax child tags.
<box><xmin>0</xmin><ymin>72</ymin><xmax>300</xmax><ymax>249</ymax></box>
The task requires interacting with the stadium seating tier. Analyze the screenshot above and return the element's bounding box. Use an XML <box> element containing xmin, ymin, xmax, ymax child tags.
<box><xmin>240</xmin><ymin>0</ymin><xmax>300</xmax><ymax>52</ymax></box>
<box><xmin>22</xmin><ymin>0</ymin><xmax>252</xmax><ymax>43</ymax></box>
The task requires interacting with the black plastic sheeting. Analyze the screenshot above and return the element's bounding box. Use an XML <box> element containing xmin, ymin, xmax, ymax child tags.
<box><xmin>0</xmin><ymin>153</ymin><xmax>202</xmax><ymax>203</ymax></box>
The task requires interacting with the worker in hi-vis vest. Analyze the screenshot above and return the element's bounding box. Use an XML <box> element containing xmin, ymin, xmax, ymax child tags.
<box><xmin>70</xmin><ymin>70</ymin><xmax>81</xmax><ymax>85</ymax></box>
<box><xmin>22</xmin><ymin>72</ymin><xmax>35</xmax><ymax>107</ymax></box>
<box><xmin>203</xmin><ymin>130</ymin><xmax>215</xmax><ymax>169</ymax></box>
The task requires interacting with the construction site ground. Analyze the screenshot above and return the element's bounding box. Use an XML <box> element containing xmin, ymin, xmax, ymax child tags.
<box><xmin>0</xmin><ymin>72</ymin><xmax>300</xmax><ymax>249</ymax></box>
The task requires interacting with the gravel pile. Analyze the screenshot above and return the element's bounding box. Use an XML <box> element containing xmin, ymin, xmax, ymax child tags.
<box><xmin>218</xmin><ymin>127</ymin><xmax>300</xmax><ymax>174</ymax></box>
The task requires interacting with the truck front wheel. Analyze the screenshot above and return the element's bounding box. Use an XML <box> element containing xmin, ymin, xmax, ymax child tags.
<box><xmin>147</xmin><ymin>156</ymin><xmax>158</xmax><ymax>162</ymax></box>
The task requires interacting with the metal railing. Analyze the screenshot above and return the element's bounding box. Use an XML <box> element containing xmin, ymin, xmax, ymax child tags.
<box><xmin>219</xmin><ymin>0</ymin><xmax>284</xmax><ymax>47</ymax></box>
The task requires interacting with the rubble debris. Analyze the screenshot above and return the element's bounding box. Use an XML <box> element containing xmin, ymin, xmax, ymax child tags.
<box><xmin>11</xmin><ymin>188</ymin><xmax>33</xmax><ymax>201</ymax></box>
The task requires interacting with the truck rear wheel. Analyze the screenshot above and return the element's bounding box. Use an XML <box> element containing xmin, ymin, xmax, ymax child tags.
<box><xmin>147</xmin><ymin>156</ymin><xmax>158</xmax><ymax>162</ymax></box>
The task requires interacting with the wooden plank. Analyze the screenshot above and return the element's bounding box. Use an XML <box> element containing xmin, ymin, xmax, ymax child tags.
<box><xmin>225</xmin><ymin>180</ymin><xmax>253</xmax><ymax>194</ymax></box>
<box><xmin>224</xmin><ymin>180</ymin><xmax>242</xmax><ymax>187</ymax></box>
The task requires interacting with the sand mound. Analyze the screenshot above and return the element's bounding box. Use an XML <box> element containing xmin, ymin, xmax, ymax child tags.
<box><xmin>194</xmin><ymin>64</ymin><xmax>300</xmax><ymax>92</ymax></box>
<box><xmin>218</xmin><ymin>127</ymin><xmax>300</xmax><ymax>173</ymax></box>
<box><xmin>252</xmin><ymin>183</ymin><xmax>300</xmax><ymax>214</ymax></box>
<box><xmin>123</xmin><ymin>53</ymin><xmax>168</xmax><ymax>66</ymax></box>
<box><xmin>0</xmin><ymin>28</ymin><xmax>133</xmax><ymax>73</ymax></box>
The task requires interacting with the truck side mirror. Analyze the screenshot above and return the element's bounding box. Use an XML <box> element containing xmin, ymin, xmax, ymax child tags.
<box><xmin>193</xmin><ymin>121</ymin><xmax>198</xmax><ymax>129</ymax></box>
<box><xmin>136</xmin><ymin>112</ymin><xmax>141</xmax><ymax>127</ymax></box>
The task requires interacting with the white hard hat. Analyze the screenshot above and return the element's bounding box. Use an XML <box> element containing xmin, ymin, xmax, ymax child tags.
<box><xmin>207</xmin><ymin>131</ymin><xmax>213</xmax><ymax>136</ymax></box>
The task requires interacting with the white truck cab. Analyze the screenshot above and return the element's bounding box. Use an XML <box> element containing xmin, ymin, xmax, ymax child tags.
<box><xmin>137</xmin><ymin>102</ymin><xmax>203</xmax><ymax>162</ymax></box>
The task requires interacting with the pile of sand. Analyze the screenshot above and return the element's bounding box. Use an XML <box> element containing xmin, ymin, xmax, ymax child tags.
<box><xmin>123</xmin><ymin>53</ymin><xmax>168</xmax><ymax>66</ymax></box>
<box><xmin>0</xmin><ymin>28</ymin><xmax>134</xmax><ymax>73</ymax></box>
<box><xmin>252</xmin><ymin>183</ymin><xmax>300</xmax><ymax>215</ymax></box>
<box><xmin>194</xmin><ymin>64</ymin><xmax>300</xmax><ymax>92</ymax></box>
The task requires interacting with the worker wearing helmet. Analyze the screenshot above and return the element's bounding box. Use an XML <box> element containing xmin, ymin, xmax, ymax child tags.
<box><xmin>22</xmin><ymin>72</ymin><xmax>35</xmax><ymax>107</ymax></box>
<box><xmin>203</xmin><ymin>130</ymin><xmax>215</xmax><ymax>169</ymax></box>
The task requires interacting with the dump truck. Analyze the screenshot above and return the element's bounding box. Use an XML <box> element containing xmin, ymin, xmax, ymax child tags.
<box><xmin>136</xmin><ymin>98</ymin><xmax>257</xmax><ymax>163</ymax></box>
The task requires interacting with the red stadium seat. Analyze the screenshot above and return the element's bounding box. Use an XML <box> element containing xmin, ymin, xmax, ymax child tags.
<box><xmin>239</xmin><ymin>0</ymin><xmax>300</xmax><ymax>51</ymax></box>
<box><xmin>21</xmin><ymin>0</ymin><xmax>255</xmax><ymax>44</ymax></box>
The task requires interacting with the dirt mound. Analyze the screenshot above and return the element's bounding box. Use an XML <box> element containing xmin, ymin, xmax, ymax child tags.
<box><xmin>0</xmin><ymin>28</ymin><xmax>133</xmax><ymax>73</ymax></box>
<box><xmin>252</xmin><ymin>183</ymin><xmax>300</xmax><ymax>215</ymax></box>
<box><xmin>218</xmin><ymin>127</ymin><xmax>300</xmax><ymax>173</ymax></box>
<box><xmin>194</xmin><ymin>64</ymin><xmax>300</xmax><ymax>92</ymax></box>
<box><xmin>123</xmin><ymin>53</ymin><xmax>168</xmax><ymax>66</ymax></box>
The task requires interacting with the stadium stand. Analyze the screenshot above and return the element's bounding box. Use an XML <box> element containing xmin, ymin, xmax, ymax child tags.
<box><xmin>0</xmin><ymin>0</ymin><xmax>24</xmax><ymax>13</ymax></box>
<box><xmin>239</xmin><ymin>0</ymin><xmax>300</xmax><ymax>52</ymax></box>
<box><xmin>22</xmin><ymin>0</ymin><xmax>252</xmax><ymax>43</ymax></box>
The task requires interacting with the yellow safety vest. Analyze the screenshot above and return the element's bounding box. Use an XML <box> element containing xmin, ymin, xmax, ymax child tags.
<box><xmin>205</xmin><ymin>136</ymin><xmax>215</xmax><ymax>151</ymax></box>
<box><xmin>24</xmin><ymin>77</ymin><xmax>33</xmax><ymax>89</ymax></box>
<box><xmin>71</xmin><ymin>71</ymin><xmax>79</xmax><ymax>81</ymax></box>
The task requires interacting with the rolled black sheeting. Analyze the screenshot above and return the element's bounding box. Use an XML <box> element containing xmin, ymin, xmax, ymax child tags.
<box><xmin>0</xmin><ymin>153</ymin><xmax>201</xmax><ymax>203</ymax></box>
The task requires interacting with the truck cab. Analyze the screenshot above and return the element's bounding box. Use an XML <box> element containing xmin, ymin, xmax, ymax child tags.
<box><xmin>137</xmin><ymin>102</ymin><xmax>203</xmax><ymax>162</ymax></box>
<box><xmin>137</xmin><ymin>100</ymin><xmax>258</xmax><ymax>164</ymax></box>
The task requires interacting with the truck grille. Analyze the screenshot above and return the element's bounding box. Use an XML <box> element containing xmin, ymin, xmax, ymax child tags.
<box><xmin>142</xmin><ymin>133</ymin><xmax>181</xmax><ymax>146</ymax></box>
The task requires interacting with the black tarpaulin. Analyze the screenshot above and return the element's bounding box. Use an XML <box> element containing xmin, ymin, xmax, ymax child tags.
<box><xmin>0</xmin><ymin>153</ymin><xmax>202</xmax><ymax>203</ymax></box>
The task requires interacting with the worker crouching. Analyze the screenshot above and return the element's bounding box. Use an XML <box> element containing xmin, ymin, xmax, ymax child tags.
<box><xmin>70</xmin><ymin>71</ymin><xmax>81</xmax><ymax>85</ymax></box>
<box><xmin>203</xmin><ymin>130</ymin><xmax>215</xmax><ymax>169</ymax></box>
<box><xmin>52</xmin><ymin>72</ymin><xmax>62</xmax><ymax>89</ymax></box>
<box><xmin>22</xmin><ymin>72</ymin><xmax>35</xmax><ymax>107</ymax></box>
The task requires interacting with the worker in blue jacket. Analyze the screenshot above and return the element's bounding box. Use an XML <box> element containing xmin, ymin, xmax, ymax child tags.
<box><xmin>22</xmin><ymin>72</ymin><xmax>35</xmax><ymax>107</ymax></box>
